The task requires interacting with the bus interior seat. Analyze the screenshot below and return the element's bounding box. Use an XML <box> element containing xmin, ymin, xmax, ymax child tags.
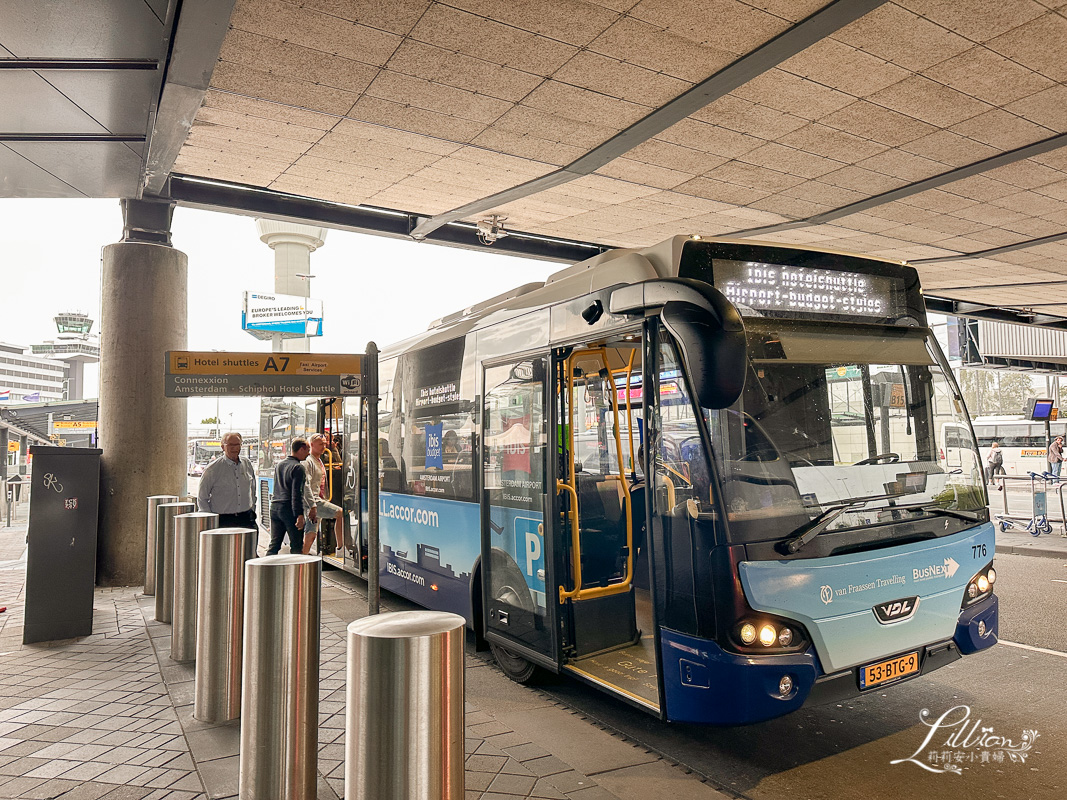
<box><xmin>576</xmin><ymin>471</ymin><xmax>627</xmax><ymax>586</ymax></box>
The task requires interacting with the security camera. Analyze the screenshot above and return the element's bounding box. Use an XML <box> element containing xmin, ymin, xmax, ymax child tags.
<box><xmin>477</xmin><ymin>215</ymin><xmax>509</xmax><ymax>245</ymax></box>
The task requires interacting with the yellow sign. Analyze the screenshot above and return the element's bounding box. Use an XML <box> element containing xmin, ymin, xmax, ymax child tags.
<box><xmin>6</xmin><ymin>441</ymin><xmax>17</xmax><ymax>453</ymax></box>
<box><xmin>167</xmin><ymin>351</ymin><xmax>361</xmax><ymax>375</ymax></box>
<box><xmin>165</xmin><ymin>350</ymin><xmax>366</xmax><ymax>398</ymax></box>
<box><xmin>53</xmin><ymin>420</ymin><xmax>97</xmax><ymax>430</ymax></box>
<box><xmin>1021</xmin><ymin>449</ymin><xmax>1045</xmax><ymax>457</ymax></box>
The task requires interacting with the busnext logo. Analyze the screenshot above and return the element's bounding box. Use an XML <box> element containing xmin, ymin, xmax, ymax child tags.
<box><xmin>913</xmin><ymin>557</ymin><xmax>960</xmax><ymax>582</ymax></box>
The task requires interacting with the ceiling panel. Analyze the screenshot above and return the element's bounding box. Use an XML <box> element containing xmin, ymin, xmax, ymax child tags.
<box><xmin>0</xmin><ymin>144</ymin><xmax>80</xmax><ymax>197</ymax></box>
<box><xmin>8</xmin><ymin>0</ymin><xmax>1067</xmax><ymax>326</ymax></box>
<box><xmin>0</xmin><ymin>72</ymin><xmax>109</xmax><ymax>133</ymax></box>
<box><xmin>0</xmin><ymin>0</ymin><xmax>165</xmax><ymax>58</ymax></box>
<box><xmin>5</xmin><ymin>141</ymin><xmax>141</xmax><ymax>196</ymax></box>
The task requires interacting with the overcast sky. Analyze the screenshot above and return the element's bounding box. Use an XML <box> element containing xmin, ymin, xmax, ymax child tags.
<box><xmin>0</xmin><ymin>199</ymin><xmax>560</xmax><ymax>428</ymax></box>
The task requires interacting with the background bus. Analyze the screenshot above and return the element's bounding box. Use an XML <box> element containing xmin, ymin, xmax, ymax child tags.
<box><xmin>187</xmin><ymin>438</ymin><xmax>221</xmax><ymax>476</ymax></box>
<box><xmin>971</xmin><ymin>415</ymin><xmax>1062</xmax><ymax>477</ymax></box>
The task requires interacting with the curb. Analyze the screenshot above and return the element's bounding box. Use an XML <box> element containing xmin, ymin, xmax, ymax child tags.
<box><xmin>995</xmin><ymin>543</ymin><xmax>1067</xmax><ymax>560</ymax></box>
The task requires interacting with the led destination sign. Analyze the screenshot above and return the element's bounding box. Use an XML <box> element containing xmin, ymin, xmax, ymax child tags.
<box><xmin>715</xmin><ymin>260</ymin><xmax>902</xmax><ymax>321</ymax></box>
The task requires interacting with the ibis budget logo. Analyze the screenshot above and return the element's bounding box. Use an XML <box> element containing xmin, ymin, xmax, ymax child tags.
<box><xmin>913</xmin><ymin>557</ymin><xmax>960</xmax><ymax>582</ymax></box>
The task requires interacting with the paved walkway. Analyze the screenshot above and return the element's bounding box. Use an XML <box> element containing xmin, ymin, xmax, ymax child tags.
<box><xmin>0</xmin><ymin>488</ymin><xmax>1055</xmax><ymax>800</ymax></box>
<box><xmin>0</xmin><ymin>514</ymin><xmax>725</xmax><ymax>800</ymax></box>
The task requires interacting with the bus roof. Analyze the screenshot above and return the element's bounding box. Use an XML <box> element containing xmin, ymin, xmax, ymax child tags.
<box><xmin>385</xmin><ymin>235</ymin><xmax>923</xmax><ymax>361</ymax></box>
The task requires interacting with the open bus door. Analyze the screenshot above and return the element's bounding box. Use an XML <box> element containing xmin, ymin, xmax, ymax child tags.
<box><xmin>552</xmin><ymin>342</ymin><xmax>661</xmax><ymax>714</ymax></box>
<box><xmin>481</xmin><ymin>356</ymin><xmax>561</xmax><ymax>681</ymax></box>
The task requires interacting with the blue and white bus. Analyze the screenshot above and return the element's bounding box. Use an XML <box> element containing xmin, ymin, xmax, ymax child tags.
<box><xmin>310</xmin><ymin>236</ymin><xmax>998</xmax><ymax>725</ymax></box>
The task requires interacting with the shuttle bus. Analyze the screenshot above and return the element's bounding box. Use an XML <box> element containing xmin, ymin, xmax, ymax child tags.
<box><xmin>971</xmin><ymin>415</ymin><xmax>1062</xmax><ymax>477</ymax></box>
<box><xmin>280</xmin><ymin>236</ymin><xmax>998</xmax><ymax>725</ymax></box>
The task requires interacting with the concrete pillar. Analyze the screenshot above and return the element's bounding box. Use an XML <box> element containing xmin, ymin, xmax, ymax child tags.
<box><xmin>98</xmin><ymin>238</ymin><xmax>187</xmax><ymax>586</ymax></box>
<box><xmin>255</xmin><ymin>220</ymin><xmax>327</xmax><ymax>354</ymax></box>
<box><xmin>0</xmin><ymin>428</ymin><xmax>7</xmax><ymax>482</ymax></box>
<box><xmin>18</xmin><ymin>435</ymin><xmax>27</xmax><ymax>475</ymax></box>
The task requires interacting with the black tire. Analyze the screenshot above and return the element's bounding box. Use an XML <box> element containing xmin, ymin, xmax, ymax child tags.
<box><xmin>487</xmin><ymin>548</ymin><xmax>538</xmax><ymax>683</ymax></box>
<box><xmin>488</xmin><ymin>547</ymin><xmax>535</xmax><ymax>612</ymax></box>
<box><xmin>489</xmin><ymin>641</ymin><xmax>538</xmax><ymax>684</ymax></box>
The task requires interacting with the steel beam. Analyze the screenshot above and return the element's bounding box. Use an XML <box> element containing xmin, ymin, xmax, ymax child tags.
<box><xmin>141</xmin><ymin>0</ymin><xmax>237</xmax><ymax>196</ymax></box>
<box><xmin>165</xmin><ymin>175</ymin><xmax>606</xmax><ymax>263</ymax></box>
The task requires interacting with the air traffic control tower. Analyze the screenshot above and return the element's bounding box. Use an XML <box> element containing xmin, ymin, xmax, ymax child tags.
<box><xmin>30</xmin><ymin>312</ymin><xmax>101</xmax><ymax>401</ymax></box>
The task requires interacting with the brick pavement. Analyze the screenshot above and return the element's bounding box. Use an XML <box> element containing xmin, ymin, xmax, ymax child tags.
<box><xmin>0</xmin><ymin>517</ymin><xmax>715</xmax><ymax>800</ymax></box>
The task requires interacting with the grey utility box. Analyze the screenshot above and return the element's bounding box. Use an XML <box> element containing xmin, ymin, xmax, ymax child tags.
<box><xmin>24</xmin><ymin>446</ymin><xmax>102</xmax><ymax>644</ymax></box>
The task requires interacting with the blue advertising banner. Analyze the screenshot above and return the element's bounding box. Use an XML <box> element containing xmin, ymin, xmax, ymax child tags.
<box><xmin>425</xmin><ymin>423</ymin><xmax>443</xmax><ymax>470</ymax></box>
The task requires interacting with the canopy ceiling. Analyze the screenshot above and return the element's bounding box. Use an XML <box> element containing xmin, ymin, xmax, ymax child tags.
<box><xmin>4</xmin><ymin>0</ymin><xmax>1067</xmax><ymax>323</ymax></box>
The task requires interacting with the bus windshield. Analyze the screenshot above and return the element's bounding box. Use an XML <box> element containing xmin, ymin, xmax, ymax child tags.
<box><xmin>709</xmin><ymin>321</ymin><xmax>983</xmax><ymax>544</ymax></box>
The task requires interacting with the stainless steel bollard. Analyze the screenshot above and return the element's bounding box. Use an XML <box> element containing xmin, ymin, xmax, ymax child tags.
<box><xmin>195</xmin><ymin>527</ymin><xmax>257</xmax><ymax>723</ymax></box>
<box><xmin>145</xmin><ymin>494</ymin><xmax>178</xmax><ymax>595</ymax></box>
<box><xmin>171</xmin><ymin>512</ymin><xmax>218</xmax><ymax>662</ymax></box>
<box><xmin>155</xmin><ymin>501</ymin><xmax>195</xmax><ymax>622</ymax></box>
<box><xmin>240</xmin><ymin>555</ymin><xmax>321</xmax><ymax>800</ymax></box>
<box><xmin>345</xmin><ymin>611</ymin><xmax>466</xmax><ymax>800</ymax></box>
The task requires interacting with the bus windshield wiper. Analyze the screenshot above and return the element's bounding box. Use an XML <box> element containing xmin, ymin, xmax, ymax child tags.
<box><xmin>894</xmin><ymin>503</ymin><xmax>981</xmax><ymax>522</ymax></box>
<box><xmin>778</xmin><ymin>492</ymin><xmax>903</xmax><ymax>555</ymax></box>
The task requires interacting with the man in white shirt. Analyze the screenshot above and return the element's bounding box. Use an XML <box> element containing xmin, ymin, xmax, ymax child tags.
<box><xmin>301</xmin><ymin>433</ymin><xmax>343</xmax><ymax>554</ymax></box>
<box><xmin>197</xmin><ymin>431</ymin><xmax>258</xmax><ymax>558</ymax></box>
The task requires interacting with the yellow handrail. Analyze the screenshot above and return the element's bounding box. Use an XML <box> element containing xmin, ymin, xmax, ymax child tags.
<box><xmin>557</xmin><ymin>348</ymin><xmax>633</xmax><ymax>603</ymax></box>
<box><xmin>323</xmin><ymin>445</ymin><xmax>334</xmax><ymax>499</ymax></box>
<box><xmin>557</xmin><ymin>480</ymin><xmax>582</xmax><ymax>602</ymax></box>
<box><xmin>660</xmin><ymin>473</ymin><xmax>676</xmax><ymax>508</ymax></box>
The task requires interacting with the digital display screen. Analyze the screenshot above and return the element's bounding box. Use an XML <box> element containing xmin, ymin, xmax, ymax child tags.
<box><xmin>899</xmin><ymin>472</ymin><xmax>928</xmax><ymax>493</ymax></box>
<box><xmin>1031</xmin><ymin>399</ymin><xmax>1054</xmax><ymax>421</ymax></box>
<box><xmin>713</xmin><ymin>259</ymin><xmax>903</xmax><ymax>321</ymax></box>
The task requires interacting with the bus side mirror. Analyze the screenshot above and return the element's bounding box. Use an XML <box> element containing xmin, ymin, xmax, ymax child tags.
<box><xmin>661</xmin><ymin>299</ymin><xmax>746</xmax><ymax>410</ymax></box>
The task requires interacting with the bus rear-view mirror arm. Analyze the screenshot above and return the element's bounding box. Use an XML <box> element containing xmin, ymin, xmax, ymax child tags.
<box><xmin>609</xmin><ymin>279</ymin><xmax>747</xmax><ymax>410</ymax></box>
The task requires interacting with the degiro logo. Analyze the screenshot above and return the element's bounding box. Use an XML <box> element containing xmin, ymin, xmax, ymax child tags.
<box><xmin>914</xmin><ymin>557</ymin><xmax>960</xmax><ymax>582</ymax></box>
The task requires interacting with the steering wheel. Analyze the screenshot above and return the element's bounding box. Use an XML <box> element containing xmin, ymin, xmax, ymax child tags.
<box><xmin>853</xmin><ymin>452</ymin><xmax>900</xmax><ymax>465</ymax></box>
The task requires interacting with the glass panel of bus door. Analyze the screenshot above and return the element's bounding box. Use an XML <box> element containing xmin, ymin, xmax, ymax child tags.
<box><xmin>554</xmin><ymin>346</ymin><xmax>639</xmax><ymax>660</ymax></box>
<box><xmin>317</xmin><ymin>398</ymin><xmax>343</xmax><ymax>561</ymax></box>
<box><xmin>482</xmin><ymin>357</ymin><xmax>559</xmax><ymax>670</ymax></box>
<box><xmin>341</xmin><ymin>396</ymin><xmax>364</xmax><ymax>574</ymax></box>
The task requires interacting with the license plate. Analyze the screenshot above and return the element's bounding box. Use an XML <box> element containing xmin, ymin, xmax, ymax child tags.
<box><xmin>859</xmin><ymin>651</ymin><xmax>920</xmax><ymax>689</ymax></box>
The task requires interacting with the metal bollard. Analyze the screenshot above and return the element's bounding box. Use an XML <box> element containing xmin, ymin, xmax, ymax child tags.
<box><xmin>195</xmin><ymin>527</ymin><xmax>256</xmax><ymax>723</ymax></box>
<box><xmin>155</xmin><ymin>501</ymin><xmax>195</xmax><ymax>622</ymax></box>
<box><xmin>240</xmin><ymin>555</ymin><xmax>321</xmax><ymax>800</ymax></box>
<box><xmin>345</xmin><ymin>611</ymin><xmax>465</xmax><ymax>800</ymax></box>
<box><xmin>171</xmin><ymin>512</ymin><xmax>218</xmax><ymax>662</ymax></box>
<box><xmin>145</xmin><ymin>494</ymin><xmax>178</xmax><ymax>595</ymax></box>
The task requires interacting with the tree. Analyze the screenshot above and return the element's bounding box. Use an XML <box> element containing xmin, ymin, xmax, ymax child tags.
<box><xmin>955</xmin><ymin>368</ymin><xmax>1036</xmax><ymax>416</ymax></box>
<box><xmin>201</xmin><ymin>416</ymin><xmax>221</xmax><ymax>425</ymax></box>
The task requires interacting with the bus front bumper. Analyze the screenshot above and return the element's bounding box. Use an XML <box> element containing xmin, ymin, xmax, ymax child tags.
<box><xmin>660</xmin><ymin>595</ymin><xmax>998</xmax><ymax>725</ymax></box>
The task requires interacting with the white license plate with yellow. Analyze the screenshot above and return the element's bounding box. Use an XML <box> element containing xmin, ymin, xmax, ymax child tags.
<box><xmin>859</xmin><ymin>651</ymin><xmax>919</xmax><ymax>689</ymax></box>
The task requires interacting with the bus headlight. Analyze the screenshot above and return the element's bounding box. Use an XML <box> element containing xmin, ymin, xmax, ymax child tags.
<box><xmin>962</xmin><ymin>562</ymin><xmax>995</xmax><ymax>607</ymax></box>
<box><xmin>731</xmin><ymin>616</ymin><xmax>808</xmax><ymax>654</ymax></box>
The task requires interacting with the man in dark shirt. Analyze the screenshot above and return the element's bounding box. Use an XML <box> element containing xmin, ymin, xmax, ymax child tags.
<box><xmin>268</xmin><ymin>438</ymin><xmax>315</xmax><ymax>555</ymax></box>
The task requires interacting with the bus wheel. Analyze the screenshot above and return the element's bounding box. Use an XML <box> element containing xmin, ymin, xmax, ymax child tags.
<box><xmin>487</xmin><ymin>548</ymin><xmax>538</xmax><ymax>683</ymax></box>
<box><xmin>489</xmin><ymin>641</ymin><xmax>537</xmax><ymax>684</ymax></box>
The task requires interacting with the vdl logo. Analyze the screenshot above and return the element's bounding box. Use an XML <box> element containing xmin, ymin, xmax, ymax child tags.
<box><xmin>874</xmin><ymin>596</ymin><xmax>920</xmax><ymax>624</ymax></box>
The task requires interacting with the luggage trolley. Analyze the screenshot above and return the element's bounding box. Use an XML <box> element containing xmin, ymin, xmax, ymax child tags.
<box><xmin>994</xmin><ymin>472</ymin><xmax>1056</xmax><ymax>535</ymax></box>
